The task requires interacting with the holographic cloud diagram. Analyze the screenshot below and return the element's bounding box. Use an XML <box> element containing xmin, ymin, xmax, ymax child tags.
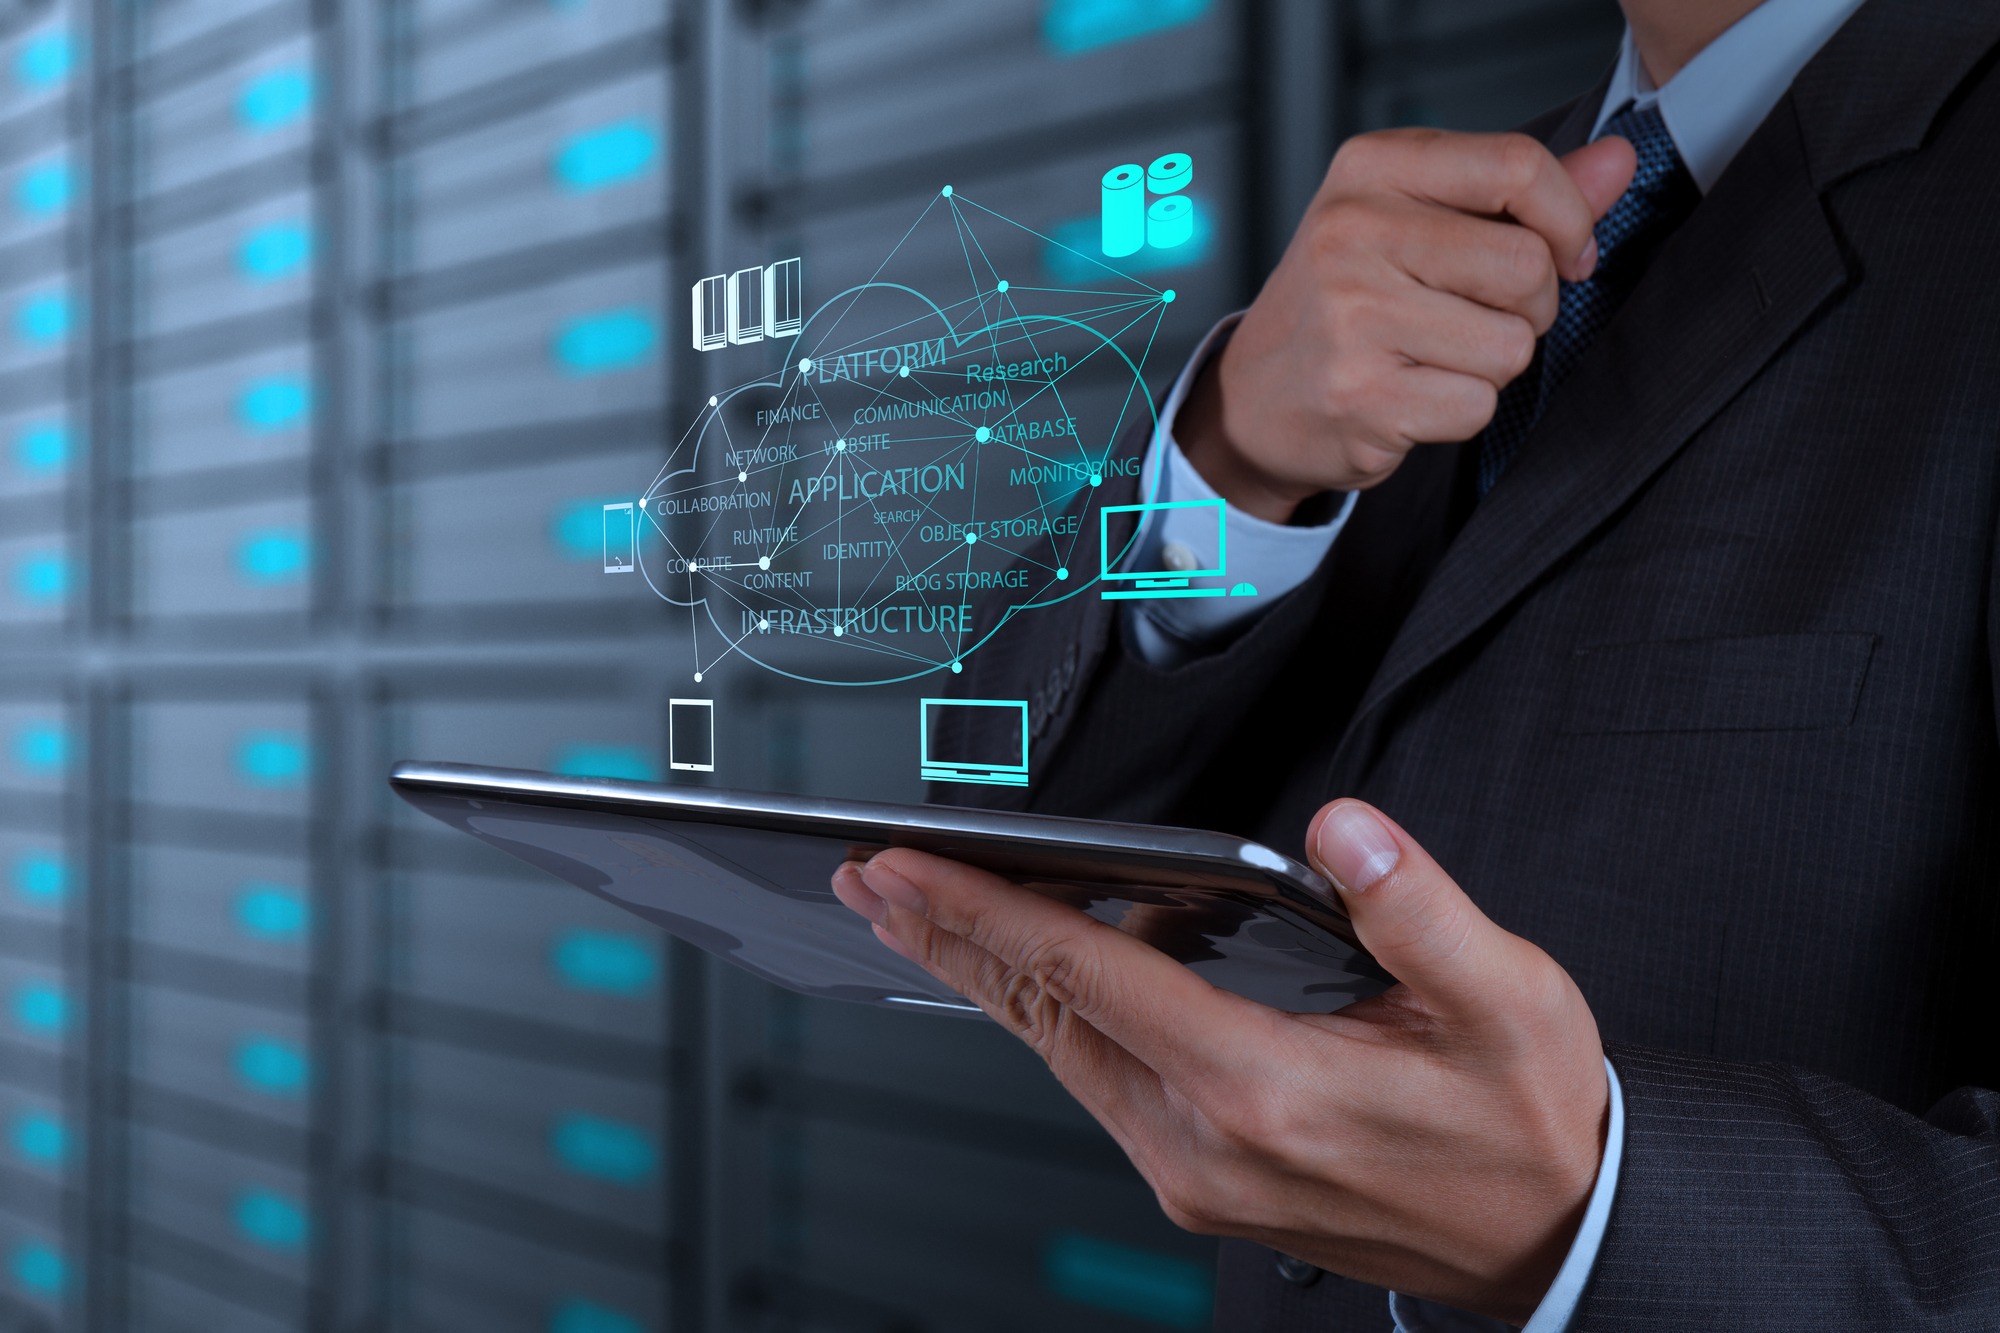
<box><xmin>609</xmin><ymin>180</ymin><xmax>1186</xmax><ymax>688</ymax></box>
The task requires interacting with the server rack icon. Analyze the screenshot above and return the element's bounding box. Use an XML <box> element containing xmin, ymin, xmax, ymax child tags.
<box><xmin>692</xmin><ymin>275</ymin><xmax>727</xmax><ymax>350</ymax></box>
<box><xmin>691</xmin><ymin>257</ymin><xmax>802</xmax><ymax>351</ymax></box>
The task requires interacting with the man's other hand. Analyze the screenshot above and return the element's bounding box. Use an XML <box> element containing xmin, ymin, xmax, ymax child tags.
<box><xmin>829</xmin><ymin>800</ymin><xmax>1610</xmax><ymax>1325</ymax></box>
<box><xmin>1177</xmin><ymin>130</ymin><xmax>1638</xmax><ymax>521</ymax></box>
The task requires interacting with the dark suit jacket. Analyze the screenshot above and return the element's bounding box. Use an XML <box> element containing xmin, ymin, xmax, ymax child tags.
<box><xmin>938</xmin><ymin>0</ymin><xmax>2000</xmax><ymax>1326</ymax></box>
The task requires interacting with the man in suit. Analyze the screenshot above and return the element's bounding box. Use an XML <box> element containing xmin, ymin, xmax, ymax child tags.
<box><xmin>831</xmin><ymin>0</ymin><xmax>2000</xmax><ymax>1326</ymax></box>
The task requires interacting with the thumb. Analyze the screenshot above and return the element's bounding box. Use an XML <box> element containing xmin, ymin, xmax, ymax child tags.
<box><xmin>1307</xmin><ymin>799</ymin><xmax>1517</xmax><ymax>1021</ymax></box>
<box><xmin>1558</xmin><ymin>136</ymin><xmax>1637</xmax><ymax>272</ymax></box>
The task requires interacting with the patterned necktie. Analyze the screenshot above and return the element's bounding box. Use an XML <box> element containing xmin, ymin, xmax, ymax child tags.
<box><xmin>1476</xmin><ymin>102</ymin><xmax>1700</xmax><ymax>495</ymax></box>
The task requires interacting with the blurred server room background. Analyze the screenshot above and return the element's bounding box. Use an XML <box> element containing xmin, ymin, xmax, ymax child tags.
<box><xmin>0</xmin><ymin>0</ymin><xmax>1620</xmax><ymax>1329</ymax></box>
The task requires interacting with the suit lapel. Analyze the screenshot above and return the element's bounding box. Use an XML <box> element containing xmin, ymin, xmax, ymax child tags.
<box><xmin>1335</xmin><ymin>0</ymin><xmax>2000</xmax><ymax>759</ymax></box>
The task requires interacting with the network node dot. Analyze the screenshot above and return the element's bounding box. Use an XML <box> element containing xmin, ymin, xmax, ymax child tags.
<box><xmin>1057</xmin><ymin>567</ymin><xmax>1069</xmax><ymax>580</ymax></box>
<box><xmin>708</xmin><ymin>395</ymin><xmax>718</xmax><ymax>406</ymax></box>
<box><xmin>694</xmin><ymin>672</ymin><xmax>703</xmax><ymax>683</ymax></box>
<box><xmin>1089</xmin><ymin>474</ymin><xmax>1102</xmax><ymax>486</ymax></box>
<box><xmin>941</xmin><ymin>185</ymin><xmax>953</xmax><ymax>197</ymax></box>
<box><xmin>965</xmin><ymin>531</ymin><xmax>978</xmax><ymax>543</ymax></box>
<box><xmin>759</xmin><ymin>619</ymin><xmax>769</xmax><ymax>631</ymax></box>
<box><xmin>738</xmin><ymin>471</ymin><xmax>747</xmax><ymax>482</ymax></box>
<box><xmin>1162</xmin><ymin>289</ymin><xmax>1176</xmax><ymax>303</ymax></box>
<box><xmin>996</xmin><ymin>280</ymin><xmax>1009</xmax><ymax>293</ymax></box>
<box><xmin>833</xmin><ymin>625</ymin><xmax>844</xmax><ymax>637</ymax></box>
<box><xmin>758</xmin><ymin>556</ymin><xmax>770</xmax><ymax>570</ymax></box>
<box><xmin>898</xmin><ymin>365</ymin><xmax>910</xmax><ymax>377</ymax></box>
<box><xmin>799</xmin><ymin>358</ymin><xmax>813</xmax><ymax>374</ymax></box>
<box><xmin>951</xmin><ymin>661</ymin><xmax>962</xmax><ymax>674</ymax></box>
<box><xmin>836</xmin><ymin>438</ymin><xmax>846</xmax><ymax>451</ymax></box>
<box><xmin>974</xmin><ymin>426</ymin><xmax>990</xmax><ymax>443</ymax></box>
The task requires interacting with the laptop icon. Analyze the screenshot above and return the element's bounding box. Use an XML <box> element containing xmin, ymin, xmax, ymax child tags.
<box><xmin>919</xmin><ymin>698</ymin><xmax>1029</xmax><ymax>787</ymax></box>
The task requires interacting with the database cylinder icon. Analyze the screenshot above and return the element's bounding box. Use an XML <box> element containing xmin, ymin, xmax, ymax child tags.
<box><xmin>1146</xmin><ymin>152</ymin><xmax>1193</xmax><ymax>195</ymax></box>
<box><xmin>1101</xmin><ymin>163</ymin><xmax>1146</xmax><ymax>257</ymax></box>
<box><xmin>1147</xmin><ymin>195</ymin><xmax>1194</xmax><ymax>250</ymax></box>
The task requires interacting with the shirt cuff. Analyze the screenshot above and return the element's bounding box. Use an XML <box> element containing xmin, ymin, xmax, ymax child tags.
<box><xmin>1125</xmin><ymin>314</ymin><xmax>1354</xmax><ymax>668</ymax></box>
<box><xmin>1387</xmin><ymin>1058</ymin><xmax>1625</xmax><ymax>1333</ymax></box>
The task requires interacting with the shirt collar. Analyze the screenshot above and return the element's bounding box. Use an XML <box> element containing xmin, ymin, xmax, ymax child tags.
<box><xmin>1590</xmin><ymin>0</ymin><xmax>1870</xmax><ymax>193</ymax></box>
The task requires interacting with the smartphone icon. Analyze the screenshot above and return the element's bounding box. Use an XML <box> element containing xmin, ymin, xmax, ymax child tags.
<box><xmin>603</xmin><ymin>502</ymin><xmax>635</xmax><ymax>573</ymax></box>
<box><xmin>670</xmin><ymin>698</ymin><xmax>716</xmax><ymax>773</ymax></box>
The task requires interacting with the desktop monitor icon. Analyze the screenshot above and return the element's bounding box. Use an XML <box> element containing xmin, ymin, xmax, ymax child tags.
<box><xmin>1099</xmin><ymin>498</ymin><xmax>1241</xmax><ymax>600</ymax></box>
<box><xmin>919</xmin><ymin>699</ymin><xmax>1029</xmax><ymax>787</ymax></box>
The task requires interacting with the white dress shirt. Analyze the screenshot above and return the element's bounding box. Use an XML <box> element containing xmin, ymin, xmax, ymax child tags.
<box><xmin>1118</xmin><ymin>0</ymin><xmax>1869</xmax><ymax>1326</ymax></box>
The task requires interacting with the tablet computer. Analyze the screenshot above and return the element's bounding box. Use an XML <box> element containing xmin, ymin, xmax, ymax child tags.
<box><xmin>389</xmin><ymin>761</ymin><xmax>1388</xmax><ymax>1018</ymax></box>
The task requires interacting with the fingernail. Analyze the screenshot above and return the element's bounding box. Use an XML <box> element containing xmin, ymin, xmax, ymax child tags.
<box><xmin>1317</xmin><ymin>803</ymin><xmax>1402</xmax><ymax>894</ymax></box>
<box><xmin>872</xmin><ymin>920</ymin><xmax>920</xmax><ymax>962</ymax></box>
<box><xmin>831</xmin><ymin>861</ymin><xmax>888</xmax><ymax>924</ymax></box>
<box><xmin>862</xmin><ymin>857</ymin><xmax>927</xmax><ymax>915</ymax></box>
<box><xmin>1577</xmin><ymin>234</ymin><xmax>1599</xmax><ymax>277</ymax></box>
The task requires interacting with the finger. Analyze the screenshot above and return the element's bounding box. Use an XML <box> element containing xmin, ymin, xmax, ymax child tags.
<box><xmin>858</xmin><ymin>848</ymin><xmax>1272</xmax><ymax>1088</ymax></box>
<box><xmin>1305</xmin><ymin>799</ymin><xmax>1530</xmax><ymax>1025</ymax></box>
<box><xmin>830</xmin><ymin>859</ymin><xmax>885</xmax><ymax>919</ymax></box>
<box><xmin>1374</xmin><ymin>283</ymin><xmax>1538</xmax><ymax>389</ymax></box>
<box><xmin>1336</xmin><ymin>130</ymin><xmax>1602</xmax><ymax>282</ymax></box>
<box><xmin>878</xmin><ymin>909</ymin><xmax>1182</xmax><ymax>1145</ymax></box>
<box><xmin>1381</xmin><ymin>364</ymin><xmax>1501</xmax><ymax>448</ymax></box>
<box><xmin>1384</xmin><ymin>205</ymin><xmax>1561</xmax><ymax>332</ymax></box>
<box><xmin>1561</xmin><ymin>135</ymin><xmax>1639</xmax><ymax>239</ymax></box>
<box><xmin>834</xmin><ymin>865</ymin><xmax>1188</xmax><ymax>1155</ymax></box>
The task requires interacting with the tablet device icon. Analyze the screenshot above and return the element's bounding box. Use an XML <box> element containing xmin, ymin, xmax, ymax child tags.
<box><xmin>919</xmin><ymin>698</ymin><xmax>1028</xmax><ymax>787</ymax></box>
<box><xmin>603</xmin><ymin>502</ymin><xmax>635</xmax><ymax>573</ymax></box>
<box><xmin>1099</xmin><ymin>498</ymin><xmax>1229</xmax><ymax>599</ymax></box>
<box><xmin>669</xmin><ymin>699</ymin><xmax>715</xmax><ymax>773</ymax></box>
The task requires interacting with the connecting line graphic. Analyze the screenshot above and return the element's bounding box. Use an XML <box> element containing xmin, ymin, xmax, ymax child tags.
<box><xmin>626</xmin><ymin>184</ymin><xmax>1184</xmax><ymax>687</ymax></box>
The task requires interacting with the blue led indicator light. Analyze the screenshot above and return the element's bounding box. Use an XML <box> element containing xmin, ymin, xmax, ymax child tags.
<box><xmin>9</xmin><ymin>1111</ymin><xmax>65</xmax><ymax>1167</ymax></box>
<box><xmin>235</xmin><ymin>529</ymin><xmax>311</xmax><ymax>585</ymax></box>
<box><xmin>236</xmin><ymin>376</ymin><xmax>310</xmax><ymax>431</ymax></box>
<box><xmin>1043</xmin><ymin>0</ymin><xmax>1211</xmax><ymax>55</ymax></box>
<box><xmin>14</xmin><ymin>423</ymin><xmax>69</xmax><ymax>475</ymax></box>
<box><xmin>15</xmin><ymin>293</ymin><xmax>68</xmax><ymax>345</ymax></box>
<box><xmin>555</xmin><ymin>121</ymin><xmax>658</xmax><ymax>192</ymax></box>
<box><xmin>550</xmin><ymin>745</ymin><xmax>657</xmax><ymax>783</ymax></box>
<box><xmin>237</xmin><ymin>69</ymin><xmax>311</xmax><ymax>129</ymax></box>
<box><xmin>235</xmin><ymin>1037</ymin><xmax>309</xmax><ymax>1096</ymax></box>
<box><xmin>236</xmin><ymin>884</ymin><xmax>309</xmax><ymax>940</ymax></box>
<box><xmin>12</xmin><ymin>722</ymin><xmax>67</xmax><ymax>775</ymax></box>
<box><xmin>237</xmin><ymin>222</ymin><xmax>311</xmax><ymax>280</ymax></box>
<box><xmin>11</xmin><ymin>983</ymin><xmax>67</xmax><ymax>1037</ymax></box>
<box><xmin>554</xmin><ymin>309</ymin><xmax>657</xmax><ymax>375</ymax></box>
<box><xmin>13</xmin><ymin>551</ymin><xmax>67</xmax><ymax>605</ymax></box>
<box><xmin>551</xmin><ymin>930</ymin><xmax>657</xmax><ymax>997</ymax></box>
<box><xmin>1043</xmin><ymin>1232</ymin><xmax>1213</xmax><ymax>1329</ymax></box>
<box><xmin>8</xmin><ymin>1241</ymin><xmax>64</xmax><ymax>1297</ymax></box>
<box><xmin>14</xmin><ymin>32</ymin><xmax>70</xmax><ymax>90</ymax></box>
<box><xmin>235</xmin><ymin>731</ymin><xmax>310</xmax><ymax>788</ymax></box>
<box><xmin>14</xmin><ymin>162</ymin><xmax>69</xmax><ymax>218</ymax></box>
<box><xmin>550</xmin><ymin>1113</ymin><xmax>656</xmax><ymax>1185</ymax></box>
<box><xmin>233</xmin><ymin>1189</ymin><xmax>308</xmax><ymax>1251</ymax></box>
<box><xmin>12</xmin><ymin>852</ymin><xmax>67</xmax><ymax>905</ymax></box>
<box><xmin>550</xmin><ymin>1299</ymin><xmax>647</xmax><ymax>1333</ymax></box>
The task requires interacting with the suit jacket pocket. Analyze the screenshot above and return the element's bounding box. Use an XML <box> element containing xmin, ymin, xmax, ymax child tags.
<box><xmin>1559</xmin><ymin>632</ymin><xmax>1876</xmax><ymax>735</ymax></box>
